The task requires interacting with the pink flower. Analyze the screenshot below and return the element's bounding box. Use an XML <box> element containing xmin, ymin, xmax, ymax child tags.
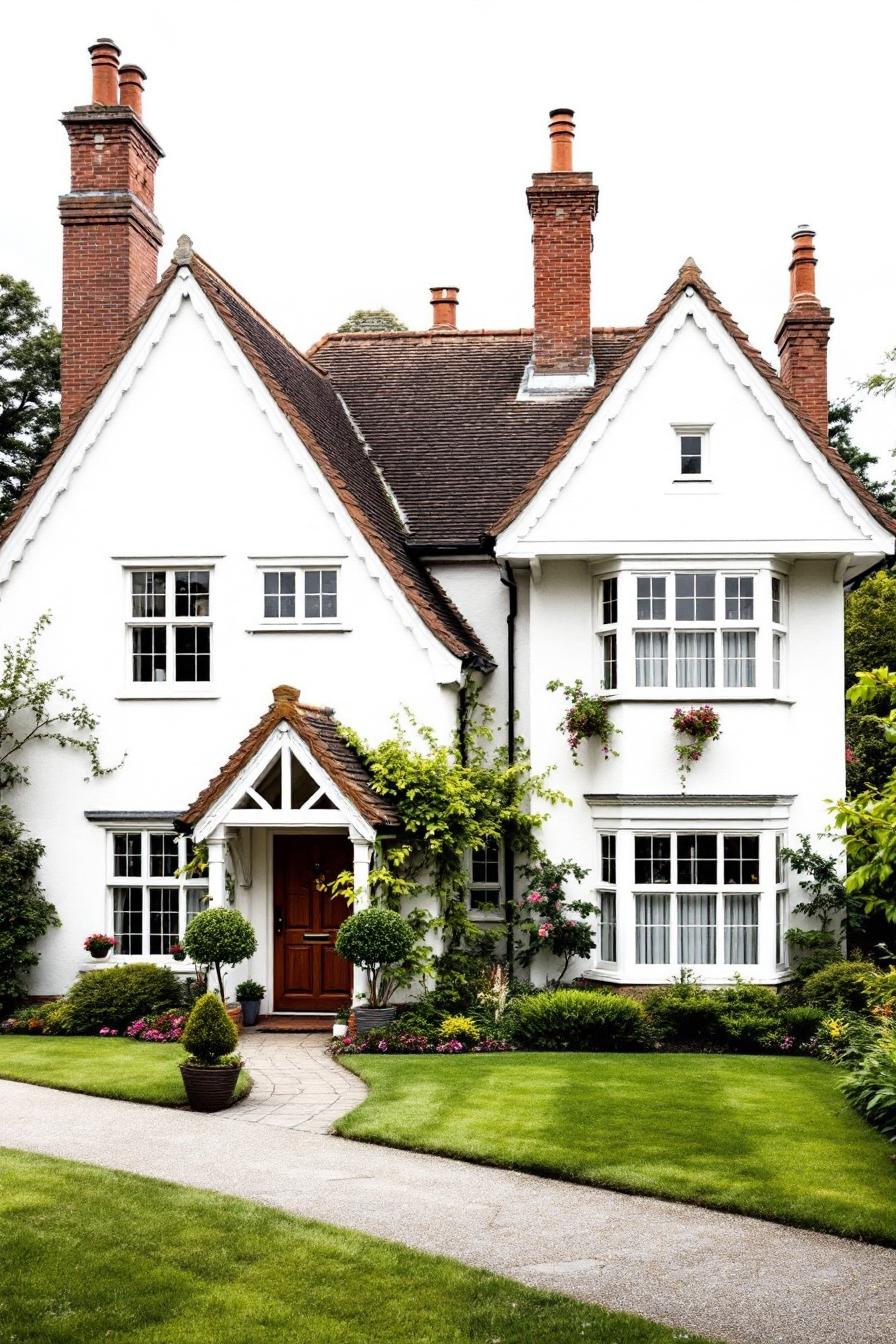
<box><xmin>537</xmin><ymin>921</ymin><xmax>554</xmax><ymax>938</ymax></box>
<box><xmin>528</xmin><ymin>892</ymin><xmax>543</xmax><ymax>904</ymax></box>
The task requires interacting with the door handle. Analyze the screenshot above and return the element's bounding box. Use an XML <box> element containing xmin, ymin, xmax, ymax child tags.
<box><xmin>274</xmin><ymin>905</ymin><xmax>285</xmax><ymax>936</ymax></box>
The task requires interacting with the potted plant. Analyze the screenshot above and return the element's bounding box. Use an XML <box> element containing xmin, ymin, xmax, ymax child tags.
<box><xmin>672</xmin><ymin>705</ymin><xmax>722</xmax><ymax>790</ymax></box>
<box><xmin>547</xmin><ymin>679</ymin><xmax>620</xmax><ymax>765</ymax></box>
<box><xmin>333</xmin><ymin>1003</ymin><xmax>351</xmax><ymax>1039</ymax></box>
<box><xmin>83</xmin><ymin>933</ymin><xmax>117</xmax><ymax>960</ymax></box>
<box><xmin>179</xmin><ymin>992</ymin><xmax>242</xmax><ymax>1112</ymax></box>
<box><xmin>235</xmin><ymin>979</ymin><xmax>265</xmax><ymax>1027</ymax></box>
<box><xmin>169</xmin><ymin>943</ymin><xmax>186</xmax><ymax>962</ymax></box>
<box><xmin>334</xmin><ymin>907</ymin><xmax>416</xmax><ymax>1032</ymax></box>
<box><xmin>182</xmin><ymin>907</ymin><xmax>257</xmax><ymax>1005</ymax></box>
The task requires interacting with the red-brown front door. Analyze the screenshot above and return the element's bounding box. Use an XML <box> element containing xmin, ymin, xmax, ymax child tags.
<box><xmin>273</xmin><ymin>835</ymin><xmax>353</xmax><ymax>1012</ymax></box>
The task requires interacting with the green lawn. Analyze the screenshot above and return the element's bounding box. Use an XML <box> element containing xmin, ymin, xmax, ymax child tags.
<box><xmin>0</xmin><ymin>1148</ymin><xmax>712</xmax><ymax>1344</ymax></box>
<box><xmin>336</xmin><ymin>1052</ymin><xmax>896</xmax><ymax>1245</ymax></box>
<box><xmin>0</xmin><ymin>1035</ymin><xmax>251</xmax><ymax>1106</ymax></box>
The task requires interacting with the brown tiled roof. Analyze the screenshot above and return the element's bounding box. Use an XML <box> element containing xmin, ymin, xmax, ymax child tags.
<box><xmin>0</xmin><ymin>255</ymin><xmax>492</xmax><ymax>667</ymax></box>
<box><xmin>486</xmin><ymin>261</ymin><xmax>896</xmax><ymax>539</ymax></box>
<box><xmin>312</xmin><ymin>327</ymin><xmax>640</xmax><ymax>546</ymax></box>
<box><xmin>180</xmin><ymin>685</ymin><xmax>400</xmax><ymax>830</ymax></box>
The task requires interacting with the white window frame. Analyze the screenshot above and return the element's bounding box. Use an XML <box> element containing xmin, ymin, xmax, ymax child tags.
<box><xmin>250</xmin><ymin>559</ymin><xmax>347</xmax><ymax>633</ymax></box>
<box><xmin>122</xmin><ymin>563</ymin><xmax>215</xmax><ymax>697</ymax></box>
<box><xmin>595</xmin><ymin>833</ymin><xmax>617</xmax><ymax>963</ymax></box>
<box><xmin>771</xmin><ymin>573</ymin><xmax>788</xmax><ymax>692</ymax></box>
<box><xmin>671</xmin><ymin>423</ymin><xmax>712</xmax><ymax>482</ymax></box>
<box><xmin>775</xmin><ymin>833</ymin><xmax>789</xmax><ymax>968</ymax></box>
<box><xmin>596</xmin><ymin>574</ymin><xmax>619</xmax><ymax>691</ymax></box>
<box><xmin>467</xmin><ymin>840</ymin><xmax>503</xmax><ymax>919</ymax></box>
<box><xmin>106</xmin><ymin>829</ymin><xmax>209</xmax><ymax>959</ymax></box>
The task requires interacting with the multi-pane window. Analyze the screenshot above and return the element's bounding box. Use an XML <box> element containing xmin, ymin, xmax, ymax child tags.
<box><xmin>469</xmin><ymin>840</ymin><xmax>501</xmax><ymax>912</ymax></box>
<box><xmin>724</xmin><ymin>576</ymin><xmax>754</xmax><ymax>620</ymax></box>
<box><xmin>771</xmin><ymin>575</ymin><xmax>787</xmax><ymax>691</ymax></box>
<box><xmin>600</xmin><ymin>834</ymin><xmax>617</xmax><ymax>885</ymax></box>
<box><xmin>772</xmin><ymin>633</ymin><xmax>784</xmax><ymax>690</ymax></box>
<box><xmin>637</xmin><ymin>576</ymin><xmax>666</xmax><ymax>620</ymax></box>
<box><xmin>304</xmin><ymin>568</ymin><xmax>339</xmax><ymax>620</ymax></box>
<box><xmin>675</xmin><ymin>631</ymin><xmax>715</xmax><ymax>687</ymax></box>
<box><xmin>775</xmin><ymin>834</ymin><xmax>788</xmax><ymax>967</ymax></box>
<box><xmin>602</xmin><ymin>632</ymin><xmax>618</xmax><ymax>692</ymax></box>
<box><xmin>675</xmin><ymin>573</ymin><xmax>715</xmax><ymax>622</ymax></box>
<box><xmin>722</xmin><ymin>632</ymin><xmax>756</xmax><ymax>688</ymax></box>
<box><xmin>601</xmin><ymin>577</ymin><xmax>618</xmax><ymax>626</ymax></box>
<box><xmin>597</xmin><ymin>833</ymin><xmax>617</xmax><ymax>962</ymax></box>
<box><xmin>598</xmin><ymin>576</ymin><xmax>618</xmax><ymax>691</ymax></box>
<box><xmin>109</xmin><ymin>831</ymin><xmax>208</xmax><ymax>957</ymax></box>
<box><xmin>771</xmin><ymin>576</ymin><xmax>784</xmax><ymax>625</ymax></box>
<box><xmin>632</xmin><ymin>832</ymin><xmax>763</xmax><ymax>966</ymax></box>
<box><xmin>263</xmin><ymin>571</ymin><xmax>296</xmax><ymax>619</ymax></box>
<box><xmin>129</xmin><ymin>569</ymin><xmax>211</xmax><ymax>684</ymax></box>
<box><xmin>635</xmin><ymin>632</ymin><xmax>668</xmax><ymax>687</ymax></box>
<box><xmin>679</xmin><ymin>434</ymin><xmax>704</xmax><ymax>475</ymax></box>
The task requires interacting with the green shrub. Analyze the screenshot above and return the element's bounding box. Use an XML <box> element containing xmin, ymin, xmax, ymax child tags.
<box><xmin>183</xmin><ymin>908</ymin><xmax>257</xmax><ymax>1000</ymax></box>
<box><xmin>511</xmin><ymin>989</ymin><xmax>645</xmax><ymax>1051</ymax></box>
<box><xmin>438</xmin><ymin>1015</ymin><xmax>480</xmax><ymax>1046</ymax></box>
<box><xmin>335</xmin><ymin>908</ymin><xmax>416</xmax><ymax>1008</ymax></box>
<box><xmin>781</xmin><ymin>1005</ymin><xmax>825</xmax><ymax>1046</ymax></box>
<box><xmin>840</xmin><ymin>1024</ymin><xmax>896</xmax><ymax>1142</ymax></box>
<box><xmin>711</xmin><ymin>982</ymin><xmax>781</xmax><ymax>1052</ymax></box>
<box><xmin>1</xmin><ymin>998</ymin><xmax>70</xmax><ymax>1034</ymax></box>
<box><xmin>642</xmin><ymin>982</ymin><xmax>721</xmax><ymax>1047</ymax></box>
<box><xmin>65</xmin><ymin>963</ymin><xmax>182</xmax><ymax>1034</ymax></box>
<box><xmin>181</xmin><ymin>992</ymin><xmax>238</xmax><ymax>1066</ymax></box>
<box><xmin>235</xmin><ymin>979</ymin><xmax>265</xmax><ymax>1002</ymax></box>
<box><xmin>0</xmin><ymin>806</ymin><xmax>60</xmax><ymax>1014</ymax></box>
<box><xmin>800</xmin><ymin>960</ymin><xmax>878</xmax><ymax>1012</ymax></box>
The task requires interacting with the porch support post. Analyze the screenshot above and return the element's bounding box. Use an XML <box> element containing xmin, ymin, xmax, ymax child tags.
<box><xmin>350</xmin><ymin>830</ymin><xmax>373</xmax><ymax>1005</ymax></box>
<box><xmin>207</xmin><ymin>829</ymin><xmax>227</xmax><ymax>908</ymax></box>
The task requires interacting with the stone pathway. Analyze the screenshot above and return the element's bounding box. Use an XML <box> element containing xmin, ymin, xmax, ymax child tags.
<box><xmin>220</xmin><ymin>1030</ymin><xmax>366</xmax><ymax>1132</ymax></box>
<box><xmin>2</xmin><ymin>1074</ymin><xmax>895</xmax><ymax>1344</ymax></box>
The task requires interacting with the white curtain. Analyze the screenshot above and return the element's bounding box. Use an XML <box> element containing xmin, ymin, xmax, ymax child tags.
<box><xmin>723</xmin><ymin>631</ymin><xmax>756</xmax><ymax>688</ymax></box>
<box><xmin>599</xmin><ymin>893</ymin><xmax>617</xmax><ymax>962</ymax></box>
<box><xmin>635</xmin><ymin>893</ymin><xmax>670</xmax><ymax>964</ymax></box>
<box><xmin>724</xmin><ymin>893</ymin><xmax>759</xmax><ymax>963</ymax></box>
<box><xmin>675</xmin><ymin>632</ymin><xmax>715</xmax><ymax>687</ymax></box>
<box><xmin>635</xmin><ymin>632</ymin><xmax>668</xmax><ymax>687</ymax></box>
<box><xmin>677</xmin><ymin>893</ymin><xmax>716</xmax><ymax>963</ymax></box>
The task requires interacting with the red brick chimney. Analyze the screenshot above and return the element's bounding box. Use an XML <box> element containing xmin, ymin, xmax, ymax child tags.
<box><xmin>774</xmin><ymin>226</ymin><xmax>833</xmax><ymax>435</ymax></box>
<box><xmin>430</xmin><ymin>287</ymin><xmax>459</xmax><ymax>329</ymax></box>
<box><xmin>58</xmin><ymin>39</ymin><xmax>164</xmax><ymax>422</ymax></box>
<box><xmin>524</xmin><ymin>108</ymin><xmax>598</xmax><ymax>392</ymax></box>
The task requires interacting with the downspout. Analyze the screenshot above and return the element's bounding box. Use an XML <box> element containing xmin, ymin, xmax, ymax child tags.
<box><xmin>457</xmin><ymin>678</ymin><xmax>468</xmax><ymax>765</ymax></box>
<box><xmin>499</xmin><ymin>562</ymin><xmax>518</xmax><ymax>974</ymax></box>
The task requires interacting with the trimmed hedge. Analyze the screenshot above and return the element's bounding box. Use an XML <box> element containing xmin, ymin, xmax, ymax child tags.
<box><xmin>511</xmin><ymin>989</ymin><xmax>645</xmax><ymax>1051</ymax></box>
<box><xmin>65</xmin><ymin>964</ymin><xmax>182</xmax><ymax>1035</ymax></box>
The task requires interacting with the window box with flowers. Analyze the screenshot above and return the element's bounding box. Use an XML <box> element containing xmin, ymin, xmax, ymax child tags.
<box><xmin>672</xmin><ymin>705</ymin><xmax>722</xmax><ymax>790</ymax></box>
<box><xmin>84</xmin><ymin>933</ymin><xmax>117</xmax><ymax>960</ymax></box>
<box><xmin>547</xmin><ymin>679</ymin><xmax>620</xmax><ymax>765</ymax></box>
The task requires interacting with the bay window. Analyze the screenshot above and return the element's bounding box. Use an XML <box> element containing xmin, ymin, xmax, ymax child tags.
<box><xmin>109</xmin><ymin>830</ymin><xmax>208</xmax><ymax>956</ymax></box>
<box><xmin>596</xmin><ymin>834</ymin><xmax>617</xmax><ymax>962</ymax></box>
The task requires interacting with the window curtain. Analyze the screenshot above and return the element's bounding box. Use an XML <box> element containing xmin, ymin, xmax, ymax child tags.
<box><xmin>675</xmin><ymin>632</ymin><xmax>714</xmax><ymax>687</ymax></box>
<box><xmin>724</xmin><ymin>893</ymin><xmax>759</xmax><ymax>963</ymax></box>
<box><xmin>677</xmin><ymin>893</ymin><xmax>716</xmax><ymax>963</ymax></box>
<box><xmin>635</xmin><ymin>632</ymin><xmax>668</xmax><ymax>687</ymax></box>
<box><xmin>723</xmin><ymin>631</ymin><xmax>756</xmax><ymax>688</ymax></box>
<box><xmin>635</xmin><ymin>893</ymin><xmax>670</xmax><ymax>964</ymax></box>
<box><xmin>599</xmin><ymin>893</ymin><xmax>617</xmax><ymax>962</ymax></box>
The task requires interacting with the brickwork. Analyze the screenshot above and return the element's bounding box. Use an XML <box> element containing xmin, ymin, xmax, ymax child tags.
<box><xmin>59</xmin><ymin>103</ymin><xmax>164</xmax><ymax>422</ymax></box>
<box><xmin>774</xmin><ymin>228</ymin><xmax>832</xmax><ymax>435</ymax></box>
<box><xmin>527</xmin><ymin>170</ymin><xmax>598</xmax><ymax>377</ymax></box>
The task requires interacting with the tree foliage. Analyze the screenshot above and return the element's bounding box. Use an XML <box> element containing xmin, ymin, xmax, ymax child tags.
<box><xmin>182</xmin><ymin>908</ymin><xmax>257</xmax><ymax>1000</ymax></box>
<box><xmin>0</xmin><ymin>806</ymin><xmax>59</xmax><ymax>1013</ymax></box>
<box><xmin>336</xmin><ymin>308</ymin><xmax>407</xmax><ymax>333</ymax></box>
<box><xmin>335</xmin><ymin>907</ymin><xmax>416</xmax><ymax>1007</ymax></box>
<box><xmin>834</xmin><ymin>668</ymin><xmax>896</xmax><ymax>922</ymax></box>
<box><xmin>779</xmin><ymin>833</ymin><xmax>862</xmax><ymax>975</ymax></box>
<box><xmin>829</xmin><ymin>399</ymin><xmax>896</xmax><ymax>515</ymax></box>
<box><xmin>0</xmin><ymin>275</ymin><xmax>60</xmax><ymax>524</ymax></box>
<box><xmin>1</xmin><ymin>615</ymin><xmax>119</xmax><ymax>789</ymax></box>
<box><xmin>845</xmin><ymin>571</ymin><xmax>896</xmax><ymax>794</ymax></box>
<box><xmin>861</xmin><ymin>349</ymin><xmax>896</xmax><ymax>401</ymax></box>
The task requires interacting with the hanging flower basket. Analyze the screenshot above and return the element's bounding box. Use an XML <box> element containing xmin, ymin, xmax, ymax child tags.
<box><xmin>672</xmin><ymin>705</ymin><xmax>721</xmax><ymax>790</ymax></box>
<box><xmin>83</xmin><ymin>933</ymin><xmax>117</xmax><ymax>959</ymax></box>
<box><xmin>547</xmin><ymin>679</ymin><xmax>620</xmax><ymax>765</ymax></box>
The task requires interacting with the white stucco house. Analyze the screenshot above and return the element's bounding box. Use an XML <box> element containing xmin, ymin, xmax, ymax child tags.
<box><xmin>2</xmin><ymin>41</ymin><xmax>893</xmax><ymax>1014</ymax></box>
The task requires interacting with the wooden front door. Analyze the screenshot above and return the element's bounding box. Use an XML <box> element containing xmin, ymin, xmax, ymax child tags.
<box><xmin>273</xmin><ymin>835</ymin><xmax>353</xmax><ymax>1012</ymax></box>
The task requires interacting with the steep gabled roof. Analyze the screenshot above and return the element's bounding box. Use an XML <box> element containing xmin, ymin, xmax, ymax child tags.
<box><xmin>486</xmin><ymin>261</ymin><xmax>896</xmax><ymax>540</ymax></box>
<box><xmin>179</xmin><ymin>684</ymin><xmax>399</xmax><ymax>831</ymax></box>
<box><xmin>312</xmin><ymin>327</ymin><xmax>639</xmax><ymax>546</ymax></box>
<box><xmin>0</xmin><ymin>254</ymin><xmax>492</xmax><ymax>667</ymax></box>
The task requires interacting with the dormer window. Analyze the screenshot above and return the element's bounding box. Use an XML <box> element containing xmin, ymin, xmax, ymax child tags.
<box><xmin>672</xmin><ymin>425</ymin><xmax>711</xmax><ymax>480</ymax></box>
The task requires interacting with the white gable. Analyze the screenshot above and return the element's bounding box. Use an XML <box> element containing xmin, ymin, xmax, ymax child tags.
<box><xmin>497</xmin><ymin>290</ymin><xmax>894</xmax><ymax>565</ymax></box>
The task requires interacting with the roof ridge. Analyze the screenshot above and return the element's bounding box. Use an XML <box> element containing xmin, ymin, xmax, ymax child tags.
<box><xmin>308</xmin><ymin>325</ymin><xmax>643</xmax><ymax>356</ymax></box>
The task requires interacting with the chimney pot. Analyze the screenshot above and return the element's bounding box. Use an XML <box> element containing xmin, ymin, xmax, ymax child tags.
<box><xmin>789</xmin><ymin>225</ymin><xmax>818</xmax><ymax>305</ymax></box>
<box><xmin>548</xmin><ymin>107</ymin><xmax>575</xmax><ymax>172</ymax></box>
<box><xmin>273</xmin><ymin>685</ymin><xmax>300</xmax><ymax>704</ymax></box>
<box><xmin>118</xmin><ymin>64</ymin><xmax>147</xmax><ymax>118</ymax></box>
<box><xmin>430</xmin><ymin>286</ymin><xmax>459</xmax><ymax>329</ymax></box>
<box><xmin>774</xmin><ymin>224</ymin><xmax>832</xmax><ymax>434</ymax></box>
<box><xmin>88</xmin><ymin>38</ymin><xmax>121</xmax><ymax>105</ymax></box>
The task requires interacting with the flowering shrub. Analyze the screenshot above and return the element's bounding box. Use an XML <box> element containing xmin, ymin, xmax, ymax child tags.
<box><xmin>83</xmin><ymin>933</ymin><xmax>117</xmax><ymax>955</ymax></box>
<box><xmin>125</xmin><ymin>1010</ymin><xmax>186</xmax><ymax>1043</ymax></box>
<box><xmin>330</xmin><ymin>1022</ymin><xmax>512</xmax><ymax>1057</ymax></box>
<box><xmin>547</xmin><ymin>679</ymin><xmax>619</xmax><ymax>764</ymax></box>
<box><xmin>672</xmin><ymin>705</ymin><xmax>721</xmax><ymax>789</ymax></box>
<box><xmin>840</xmin><ymin>1019</ymin><xmax>896</xmax><ymax>1143</ymax></box>
<box><xmin>438</xmin><ymin>1015</ymin><xmax>480</xmax><ymax>1047</ymax></box>
<box><xmin>515</xmin><ymin>857</ymin><xmax>597</xmax><ymax>983</ymax></box>
<box><xmin>98</xmin><ymin>1026</ymin><xmax>119</xmax><ymax>1037</ymax></box>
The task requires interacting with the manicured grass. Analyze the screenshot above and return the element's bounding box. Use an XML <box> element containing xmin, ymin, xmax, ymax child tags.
<box><xmin>0</xmin><ymin>1035</ymin><xmax>250</xmax><ymax>1106</ymax></box>
<box><xmin>0</xmin><ymin>1149</ymin><xmax>711</xmax><ymax>1344</ymax></box>
<box><xmin>336</xmin><ymin>1052</ymin><xmax>896</xmax><ymax>1245</ymax></box>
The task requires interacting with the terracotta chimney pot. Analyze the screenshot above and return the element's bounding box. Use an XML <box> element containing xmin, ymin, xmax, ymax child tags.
<box><xmin>430</xmin><ymin>286</ymin><xmax>459</xmax><ymax>329</ymax></box>
<box><xmin>774</xmin><ymin>225</ymin><xmax>833</xmax><ymax>434</ymax></box>
<box><xmin>118</xmin><ymin>64</ymin><xmax>147</xmax><ymax>118</ymax></box>
<box><xmin>548</xmin><ymin>108</ymin><xmax>575</xmax><ymax>172</ymax></box>
<box><xmin>88</xmin><ymin>38</ymin><xmax>121</xmax><ymax>106</ymax></box>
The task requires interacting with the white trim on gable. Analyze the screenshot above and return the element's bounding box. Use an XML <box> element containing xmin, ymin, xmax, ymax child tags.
<box><xmin>495</xmin><ymin>288</ymin><xmax>895</xmax><ymax>561</ymax></box>
<box><xmin>0</xmin><ymin>267</ymin><xmax>463</xmax><ymax>684</ymax></box>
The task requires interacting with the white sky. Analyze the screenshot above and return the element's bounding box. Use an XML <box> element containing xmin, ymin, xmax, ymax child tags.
<box><xmin>3</xmin><ymin>0</ymin><xmax>894</xmax><ymax>472</ymax></box>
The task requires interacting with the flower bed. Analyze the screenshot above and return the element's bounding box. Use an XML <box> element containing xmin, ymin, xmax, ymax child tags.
<box><xmin>331</xmin><ymin>1024</ymin><xmax>513</xmax><ymax>1057</ymax></box>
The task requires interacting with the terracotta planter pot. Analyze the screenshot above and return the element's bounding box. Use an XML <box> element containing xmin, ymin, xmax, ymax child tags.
<box><xmin>180</xmin><ymin>1062</ymin><xmax>241</xmax><ymax>1112</ymax></box>
<box><xmin>226</xmin><ymin>1004</ymin><xmax>243</xmax><ymax>1033</ymax></box>
<box><xmin>354</xmin><ymin>1006</ymin><xmax>397</xmax><ymax>1033</ymax></box>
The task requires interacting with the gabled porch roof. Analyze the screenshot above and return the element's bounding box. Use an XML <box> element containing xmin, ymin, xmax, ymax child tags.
<box><xmin>179</xmin><ymin>685</ymin><xmax>399</xmax><ymax>842</ymax></box>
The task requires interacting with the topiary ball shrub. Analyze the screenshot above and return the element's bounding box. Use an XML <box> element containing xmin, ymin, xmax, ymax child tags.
<box><xmin>642</xmin><ymin>982</ymin><xmax>722</xmax><ymax>1048</ymax></box>
<box><xmin>335</xmin><ymin>907</ymin><xmax>416</xmax><ymax>1007</ymax></box>
<box><xmin>800</xmin><ymin>961</ymin><xmax>879</xmax><ymax>1013</ymax></box>
<box><xmin>181</xmin><ymin>992</ymin><xmax>239</xmax><ymax>1066</ymax></box>
<box><xmin>65</xmin><ymin>963</ymin><xmax>182</xmax><ymax>1035</ymax></box>
<box><xmin>182</xmin><ymin>908</ymin><xmax>257</xmax><ymax>1000</ymax></box>
<box><xmin>511</xmin><ymin>988</ymin><xmax>646</xmax><ymax>1051</ymax></box>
